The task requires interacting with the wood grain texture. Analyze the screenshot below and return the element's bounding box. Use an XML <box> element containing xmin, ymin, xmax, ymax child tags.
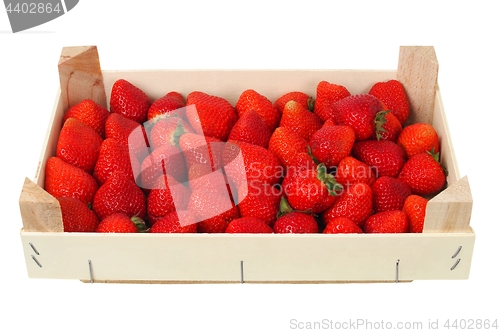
<box><xmin>424</xmin><ymin>176</ymin><xmax>473</xmax><ymax>233</ymax></box>
<box><xmin>19</xmin><ymin>178</ymin><xmax>63</xmax><ymax>232</ymax></box>
<box><xmin>58</xmin><ymin>45</ymin><xmax>106</xmax><ymax>111</ymax></box>
<box><xmin>397</xmin><ymin>46</ymin><xmax>439</xmax><ymax>125</ymax></box>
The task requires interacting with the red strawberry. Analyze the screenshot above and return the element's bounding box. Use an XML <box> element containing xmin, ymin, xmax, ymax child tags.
<box><xmin>286</xmin><ymin>151</ymin><xmax>318</xmax><ymax>178</ymax></box>
<box><xmin>398</xmin><ymin>151</ymin><xmax>446</xmax><ymax>196</ymax></box>
<box><xmin>282</xmin><ymin>164</ymin><xmax>339</xmax><ymax>214</ymax></box>
<box><xmin>226</xmin><ymin>217</ymin><xmax>274</xmax><ymax>234</ymax></box>
<box><xmin>274</xmin><ymin>91</ymin><xmax>313</xmax><ymax>115</ymax></box>
<box><xmin>223</xmin><ymin>140</ymin><xmax>283</xmax><ymax>189</ymax></box>
<box><xmin>187</xmin><ymin>163</ymin><xmax>227</xmax><ymax>193</ymax></box>
<box><xmin>363</xmin><ymin>210</ymin><xmax>409</xmax><ymax>233</ymax></box>
<box><xmin>147</xmin><ymin>174</ymin><xmax>191</xmax><ymax>225</ymax></box>
<box><xmin>104</xmin><ymin>113</ymin><xmax>150</xmax><ymax>161</ymax></box>
<box><xmin>149</xmin><ymin>116</ymin><xmax>194</xmax><ymax>149</ymax></box>
<box><xmin>147</xmin><ymin>91</ymin><xmax>185</xmax><ymax>121</ymax></box>
<box><xmin>396</xmin><ymin>123</ymin><xmax>440</xmax><ymax>158</ymax></box>
<box><xmin>279</xmin><ymin>100</ymin><xmax>323</xmax><ymax>141</ymax></box>
<box><xmin>236</xmin><ymin>89</ymin><xmax>280</xmax><ymax>131</ymax></box>
<box><xmin>179</xmin><ymin>132</ymin><xmax>224</xmax><ymax>171</ymax></box>
<box><xmin>403</xmin><ymin>194</ymin><xmax>429</xmax><ymax>233</ymax></box>
<box><xmin>110</xmin><ymin>79</ymin><xmax>151</xmax><ymax>124</ymax></box>
<box><xmin>139</xmin><ymin>144</ymin><xmax>187</xmax><ymax>189</ymax></box>
<box><xmin>96</xmin><ymin>213</ymin><xmax>147</xmax><ymax>233</ymax></box>
<box><xmin>92</xmin><ymin>171</ymin><xmax>147</xmax><ymax>220</ymax></box>
<box><xmin>93</xmin><ymin>138</ymin><xmax>140</xmax><ymax>185</ymax></box>
<box><xmin>321</xmin><ymin>118</ymin><xmax>337</xmax><ymax>128</ymax></box>
<box><xmin>56</xmin><ymin>118</ymin><xmax>103</xmax><ymax>173</ymax></box>
<box><xmin>310</xmin><ymin>125</ymin><xmax>355</xmax><ymax>168</ymax></box>
<box><xmin>335</xmin><ymin>156</ymin><xmax>376</xmax><ymax>188</ymax></box>
<box><xmin>313</xmin><ymin>81</ymin><xmax>351</xmax><ymax>122</ymax></box>
<box><xmin>237</xmin><ymin>182</ymin><xmax>282</xmax><ymax>225</ymax></box>
<box><xmin>150</xmin><ymin>210</ymin><xmax>198</xmax><ymax>233</ymax></box>
<box><xmin>368</xmin><ymin>79</ymin><xmax>410</xmax><ymax>125</ymax></box>
<box><xmin>322</xmin><ymin>183</ymin><xmax>373</xmax><ymax>227</ymax></box>
<box><xmin>228</xmin><ymin>109</ymin><xmax>272</xmax><ymax>148</ymax></box>
<box><xmin>373</xmin><ymin>110</ymin><xmax>402</xmax><ymax>141</ymax></box>
<box><xmin>323</xmin><ymin>216</ymin><xmax>363</xmax><ymax>234</ymax></box>
<box><xmin>273</xmin><ymin>211</ymin><xmax>319</xmax><ymax>234</ymax></box>
<box><xmin>352</xmin><ymin>139</ymin><xmax>406</xmax><ymax>178</ymax></box>
<box><xmin>63</xmin><ymin>99</ymin><xmax>109</xmax><ymax>138</ymax></box>
<box><xmin>268</xmin><ymin>127</ymin><xmax>310</xmax><ymax>168</ymax></box>
<box><xmin>44</xmin><ymin>157</ymin><xmax>98</xmax><ymax>206</ymax></box>
<box><xmin>57</xmin><ymin>197</ymin><xmax>99</xmax><ymax>232</ymax></box>
<box><xmin>371</xmin><ymin>176</ymin><xmax>412</xmax><ymax>213</ymax></box>
<box><xmin>188</xmin><ymin>189</ymin><xmax>240</xmax><ymax>233</ymax></box>
<box><xmin>186</xmin><ymin>91</ymin><xmax>237</xmax><ymax>141</ymax></box>
<box><xmin>332</xmin><ymin>94</ymin><xmax>385</xmax><ymax>141</ymax></box>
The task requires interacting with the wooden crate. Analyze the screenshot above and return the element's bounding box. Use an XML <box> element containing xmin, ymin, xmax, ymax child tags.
<box><xmin>19</xmin><ymin>46</ymin><xmax>474</xmax><ymax>283</ymax></box>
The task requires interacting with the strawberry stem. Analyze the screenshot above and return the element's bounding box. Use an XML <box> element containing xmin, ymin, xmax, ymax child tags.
<box><xmin>131</xmin><ymin>216</ymin><xmax>149</xmax><ymax>233</ymax></box>
<box><xmin>316</xmin><ymin>163</ymin><xmax>343</xmax><ymax>196</ymax></box>
<box><xmin>307</xmin><ymin>96</ymin><xmax>315</xmax><ymax>112</ymax></box>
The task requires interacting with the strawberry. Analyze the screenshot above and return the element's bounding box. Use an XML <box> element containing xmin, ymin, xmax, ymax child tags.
<box><xmin>149</xmin><ymin>210</ymin><xmax>198</xmax><ymax>233</ymax></box>
<box><xmin>310</xmin><ymin>125</ymin><xmax>355</xmax><ymax>168</ymax></box>
<box><xmin>139</xmin><ymin>144</ymin><xmax>187</xmax><ymax>189</ymax></box>
<box><xmin>225</xmin><ymin>217</ymin><xmax>274</xmax><ymax>234</ymax></box>
<box><xmin>274</xmin><ymin>91</ymin><xmax>313</xmax><ymax>115</ymax></box>
<box><xmin>236</xmin><ymin>89</ymin><xmax>280</xmax><ymax>131</ymax></box>
<box><xmin>62</xmin><ymin>99</ymin><xmax>109</xmax><ymax>138</ymax></box>
<box><xmin>352</xmin><ymin>139</ymin><xmax>406</xmax><ymax>178</ymax></box>
<box><xmin>147</xmin><ymin>174</ymin><xmax>191</xmax><ymax>225</ymax></box>
<box><xmin>273</xmin><ymin>211</ymin><xmax>319</xmax><ymax>234</ymax></box>
<box><xmin>286</xmin><ymin>150</ymin><xmax>318</xmax><ymax>179</ymax></box>
<box><xmin>322</xmin><ymin>183</ymin><xmax>373</xmax><ymax>227</ymax></box>
<box><xmin>179</xmin><ymin>132</ymin><xmax>224</xmax><ymax>171</ymax></box>
<box><xmin>44</xmin><ymin>157</ymin><xmax>98</xmax><ymax>206</ymax></box>
<box><xmin>188</xmin><ymin>189</ymin><xmax>240</xmax><ymax>233</ymax></box>
<box><xmin>368</xmin><ymin>79</ymin><xmax>410</xmax><ymax>125</ymax></box>
<box><xmin>323</xmin><ymin>216</ymin><xmax>363</xmax><ymax>234</ymax></box>
<box><xmin>93</xmin><ymin>138</ymin><xmax>140</xmax><ymax>185</ymax></box>
<box><xmin>313</xmin><ymin>81</ymin><xmax>351</xmax><ymax>122</ymax></box>
<box><xmin>56</xmin><ymin>118</ymin><xmax>103</xmax><ymax>173</ymax></box>
<box><xmin>92</xmin><ymin>171</ymin><xmax>147</xmax><ymax>220</ymax></box>
<box><xmin>57</xmin><ymin>197</ymin><xmax>99</xmax><ymax>232</ymax></box>
<box><xmin>321</xmin><ymin>118</ymin><xmax>337</xmax><ymax>128</ymax></box>
<box><xmin>96</xmin><ymin>213</ymin><xmax>147</xmax><ymax>233</ymax></box>
<box><xmin>223</xmin><ymin>140</ymin><xmax>283</xmax><ymax>189</ymax></box>
<box><xmin>335</xmin><ymin>156</ymin><xmax>376</xmax><ymax>188</ymax></box>
<box><xmin>332</xmin><ymin>94</ymin><xmax>385</xmax><ymax>141</ymax></box>
<box><xmin>398</xmin><ymin>151</ymin><xmax>446</xmax><ymax>196</ymax></box>
<box><xmin>104</xmin><ymin>113</ymin><xmax>150</xmax><ymax>161</ymax></box>
<box><xmin>228</xmin><ymin>109</ymin><xmax>272</xmax><ymax>148</ymax></box>
<box><xmin>186</xmin><ymin>91</ymin><xmax>237</xmax><ymax>141</ymax></box>
<box><xmin>268</xmin><ymin>127</ymin><xmax>310</xmax><ymax>168</ymax></box>
<box><xmin>371</xmin><ymin>176</ymin><xmax>412</xmax><ymax>213</ymax></box>
<box><xmin>403</xmin><ymin>194</ymin><xmax>429</xmax><ymax>233</ymax></box>
<box><xmin>363</xmin><ymin>210</ymin><xmax>409</xmax><ymax>233</ymax></box>
<box><xmin>237</xmin><ymin>182</ymin><xmax>282</xmax><ymax>225</ymax></box>
<box><xmin>149</xmin><ymin>116</ymin><xmax>194</xmax><ymax>149</ymax></box>
<box><xmin>279</xmin><ymin>100</ymin><xmax>323</xmax><ymax>141</ymax></box>
<box><xmin>372</xmin><ymin>110</ymin><xmax>402</xmax><ymax>142</ymax></box>
<box><xmin>147</xmin><ymin>91</ymin><xmax>185</xmax><ymax>121</ymax></box>
<box><xmin>282</xmin><ymin>164</ymin><xmax>339</xmax><ymax>214</ymax></box>
<box><xmin>109</xmin><ymin>79</ymin><xmax>151</xmax><ymax>124</ymax></box>
<box><xmin>396</xmin><ymin>122</ymin><xmax>440</xmax><ymax>158</ymax></box>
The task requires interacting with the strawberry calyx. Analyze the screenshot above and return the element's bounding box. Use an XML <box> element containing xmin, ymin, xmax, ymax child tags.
<box><xmin>316</xmin><ymin>163</ymin><xmax>343</xmax><ymax>196</ymax></box>
<box><xmin>427</xmin><ymin>148</ymin><xmax>449</xmax><ymax>176</ymax></box>
<box><xmin>277</xmin><ymin>196</ymin><xmax>313</xmax><ymax>219</ymax></box>
<box><xmin>307</xmin><ymin>96</ymin><xmax>315</xmax><ymax>112</ymax></box>
<box><xmin>307</xmin><ymin>145</ymin><xmax>319</xmax><ymax>165</ymax></box>
<box><xmin>131</xmin><ymin>216</ymin><xmax>150</xmax><ymax>233</ymax></box>
<box><xmin>374</xmin><ymin>110</ymin><xmax>390</xmax><ymax>141</ymax></box>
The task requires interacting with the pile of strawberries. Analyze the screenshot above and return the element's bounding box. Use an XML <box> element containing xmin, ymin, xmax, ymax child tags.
<box><xmin>44</xmin><ymin>78</ymin><xmax>447</xmax><ymax>234</ymax></box>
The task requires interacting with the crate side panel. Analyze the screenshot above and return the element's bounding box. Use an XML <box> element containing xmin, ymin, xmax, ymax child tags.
<box><xmin>21</xmin><ymin>232</ymin><xmax>474</xmax><ymax>282</ymax></box>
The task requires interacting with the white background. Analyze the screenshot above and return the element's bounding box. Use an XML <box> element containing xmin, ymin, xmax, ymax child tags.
<box><xmin>1</xmin><ymin>1</ymin><xmax>498</xmax><ymax>332</ymax></box>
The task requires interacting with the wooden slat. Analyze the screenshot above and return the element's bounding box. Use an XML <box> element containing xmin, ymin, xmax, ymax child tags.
<box><xmin>397</xmin><ymin>46</ymin><xmax>439</xmax><ymax>125</ymax></box>
<box><xmin>58</xmin><ymin>45</ymin><xmax>106</xmax><ymax>111</ymax></box>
